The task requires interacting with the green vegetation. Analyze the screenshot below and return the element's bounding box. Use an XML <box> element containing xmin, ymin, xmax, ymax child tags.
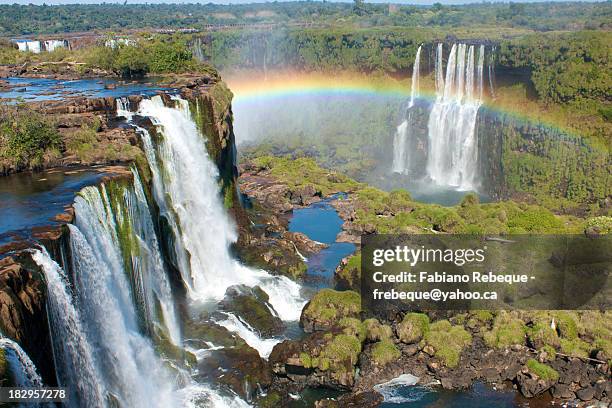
<box><xmin>397</xmin><ymin>312</ymin><xmax>429</xmax><ymax>344</ymax></box>
<box><xmin>422</xmin><ymin>320</ymin><xmax>471</xmax><ymax>368</ymax></box>
<box><xmin>483</xmin><ymin>312</ymin><xmax>526</xmax><ymax>349</ymax></box>
<box><xmin>585</xmin><ymin>216</ymin><xmax>612</xmax><ymax>234</ymax></box>
<box><xmin>0</xmin><ymin>36</ymin><xmax>216</xmax><ymax>79</ymax></box>
<box><xmin>301</xmin><ymin>289</ymin><xmax>361</xmax><ymax>330</ymax></box>
<box><xmin>370</xmin><ymin>340</ymin><xmax>401</xmax><ymax>366</ymax></box>
<box><xmin>363</xmin><ymin>318</ymin><xmax>393</xmax><ymax>342</ymax></box>
<box><xmin>255</xmin><ymin>155</ymin><xmax>586</xmax><ymax>234</ymax></box>
<box><xmin>0</xmin><ymin>103</ymin><xmax>61</xmax><ymax>174</ymax></box>
<box><xmin>1</xmin><ymin>2</ymin><xmax>608</xmax><ymax>37</ymax></box>
<box><xmin>335</xmin><ymin>252</ymin><xmax>361</xmax><ymax>291</ymax></box>
<box><xmin>339</xmin><ymin>317</ymin><xmax>367</xmax><ymax>343</ymax></box>
<box><xmin>526</xmin><ymin>359</ymin><xmax>559</xmax><ymax>381</ymax></box>
<box><xmin>253</xmin><ymin>156</ymin><xmax>361</xmax><ymax>196</ymax></box>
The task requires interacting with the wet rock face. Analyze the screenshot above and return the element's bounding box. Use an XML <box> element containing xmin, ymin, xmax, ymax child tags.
<box><xmin>218</xmin><ymin>285</ymin><xmax>285</xmax><ymax>337</ymax></box>
<box><xmin>185</xmin><ymin>314</ymin><xmax>273</xmax><ymax>402</ymax></box>
<box><xmin>0</xmin><ymin>252</ymin><xmax>55</xmax><ymax>385</ymax></box>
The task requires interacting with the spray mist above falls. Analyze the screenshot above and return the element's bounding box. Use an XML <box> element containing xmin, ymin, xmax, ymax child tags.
<box><xmin>392</xmin><ymin>43</ymin><xmax>489</xmax><ymax>192</ymax></box>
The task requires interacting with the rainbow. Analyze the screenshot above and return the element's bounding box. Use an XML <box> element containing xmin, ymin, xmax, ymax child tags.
<box><xmin>224</xmin><ymin>70</ymin><xmax>590</xmax><ymax>142</ymax></box>
<box><xmin>226</xmin><ymin>70</ymin><xmax>422</xmax><ymax>102</ymax></box>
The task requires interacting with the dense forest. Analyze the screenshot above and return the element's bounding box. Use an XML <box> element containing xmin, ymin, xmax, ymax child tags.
<box><xmin>0</xmin><ymin>1</ymin><xmax>610</xmax><ymax>36</ymax></box>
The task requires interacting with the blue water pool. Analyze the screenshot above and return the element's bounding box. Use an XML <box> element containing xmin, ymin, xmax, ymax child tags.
<box><xmin>289</xmin><ymin>194</ymin><xmax>356</xmax><ymax>289</ymax></box>
<box><xmin>0</xmin><ymin>77</ymin><xmax>169</xmax><ymax>102</ymax></box>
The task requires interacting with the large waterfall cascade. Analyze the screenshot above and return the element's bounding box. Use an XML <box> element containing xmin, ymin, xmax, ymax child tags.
<box><xmin>31</xmin><ymin>248</ymin><xmax>107</xmax><ymax>408</ymax></box>
<box><xmin>133</xmin><ymin>96</ymin><xmax>304</xmax><ymax>319</ymax></box>
<box><xmin>427</xmin><ymin>43</ymin><xmax>485</xmax><ymax>191</ymax></box>
<box><xmin>17</xmin><ymin>93</ymin><xmax>310</xmax><ymax>408</ymax></box>
<box><xmin>392</xmin><ymin>43</ymin><xmax>488</xmax><ymax>191</ymax></box>
<box><xmin>392</xmin><ymin>45</ymin><xmax>422</xmax><ymax>174</ymax></box>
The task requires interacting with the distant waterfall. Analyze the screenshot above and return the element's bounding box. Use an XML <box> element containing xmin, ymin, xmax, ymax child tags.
<box><xmin>43</xmin><ymin>40</ymin><xmax>68</xmax><ymax>52</ymax></box>
<box><xmin>426</xmin><ymin>43</ymin><xmax>484</xmax><ymax>190</ymax></box>
<box><xmin>392</xmin><ymin>45</ymin><xmax>421</xmax><ymax>174</ymax></box>
<box><xmin>135</xmin><ymin>96</ymin><xmax>304</xmax><ymax>320</ymax></box>
<box><xmin>16</xmin><ymin>40</ymin><xmax>41</xmax><ymax>53</ymax></box>
<box><xmin>31</xmin><ymin>249</ymin><xmax>106</xmax><ymax>408</ymax></box>
<box><xmin>0</xmin><ymin>337</ymin><xmax>43</xmax><ymax>388</ymax></box>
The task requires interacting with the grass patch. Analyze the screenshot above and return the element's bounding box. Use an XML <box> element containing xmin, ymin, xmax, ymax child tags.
<box><xmin>423</xmin><ymin>320</ymin><xmax>471</xmax><ymax>368</ymax></box>
<box><xmin>526</xmin><ymin>359</ymin><xmax>559</xmax><ymax>381</ymax></box>
<box><xmin>371</xmin><ymin>340</ymin><xmax>401</xmax><ymax>366</ymax></box>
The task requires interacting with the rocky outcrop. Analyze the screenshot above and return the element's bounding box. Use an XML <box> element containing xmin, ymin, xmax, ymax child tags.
<box><xmin>300</xmin><ymin>289</ymin><xmax>361</xmax><ymax>333</ymax></box>
<box><xmin>218</xmin><ymin>285</ymin><xmax>285</xmax><ymax>337</ymax></box>
<box><xmin>0</xmin><ymin>252</ymin><xmax>55</xmax><ymax>385</ymax></box>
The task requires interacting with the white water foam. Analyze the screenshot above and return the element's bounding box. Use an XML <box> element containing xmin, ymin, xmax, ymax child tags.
<box><xmin>216</xmin><ymin>313</ymin><xmax>281</xmax><ymax>359</ymax></box>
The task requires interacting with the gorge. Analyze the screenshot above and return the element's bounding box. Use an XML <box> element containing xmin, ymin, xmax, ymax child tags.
<box><xmin>0</xmin><ymin>28</ymin><xmax>609</xmax><ymax>408</ymax></box>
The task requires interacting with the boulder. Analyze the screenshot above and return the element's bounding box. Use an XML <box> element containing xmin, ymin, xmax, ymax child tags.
<box><xmin>300</xmin><ymin>289</ymin><xmax>361</xmax><ymax>333</ymax></box>
<box><xmin>219</xmin><ymin>285</ymin><xmax>284</xmax><ymax>337</ymax></box>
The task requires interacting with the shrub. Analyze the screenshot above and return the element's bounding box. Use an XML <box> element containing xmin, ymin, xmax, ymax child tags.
<box><xmin>484</xmin><ymin>312</ymin><xmax>526</xmax><ymax>349</ymax></box>
<box><xmin>0</xmin><ymin>103</ymin><xmax>61</xmax><ymax>172</ymax></box>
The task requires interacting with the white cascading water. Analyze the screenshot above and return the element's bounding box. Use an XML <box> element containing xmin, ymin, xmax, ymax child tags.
<box><xmin>0</xmin><ymin>337</ymin><xmax>43</xmax><ymax>388</ymax></box>
<box><xmin>16</xmin><ymin>40</ymin><xmax>42</xmax><ymax>53</ymax></box>
<box><xmin>69</xmin><ymin>186</ymin><xmax>178</xmax><ymax>408</ymax></box>
<box><xmin>392</xmin><ymin>45</ymin><xmax>421</xmax><ymax>174</ymax></box>
<box><xmin>31</xmin><ymin>249</ymin><xmax>106</xmax><ymax>408</ymax></box>
<box><xmin>43</xmin><ymin>40</ymin><xmax>67</xmax><ymax>52</ymax></box>
<box><xmin>129</xmin><ymin>169</ymin><xmax>182</xmax><ymax>344</ymax></box>
<box><xmin>135</xmin><ymin>96</ymin><xmax>305</xmax><ymax>322</ymax></box>
<box><xmin>216</xmin><ymin>313</ymin><xmax>281</xmax><ymax>359</ymax></box>
<box><xmin>426</xmin><ymin>43</ymin><xmax>484</xmax><ymax>190</ymax></box>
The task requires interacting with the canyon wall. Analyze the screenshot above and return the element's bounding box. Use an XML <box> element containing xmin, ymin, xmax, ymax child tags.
<box><xmin>0</xmin><ymin>74</ymin><xmax>242</xmax><ymax>387</ymax></box>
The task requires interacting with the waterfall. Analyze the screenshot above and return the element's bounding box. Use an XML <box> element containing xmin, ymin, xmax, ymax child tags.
<box><xmin>435</xmin><ymin>43</ymin><xmax>445</xmax><ymax>95</ymax></box>
<box><xmin>391</xmin><ymin>45</ymin><xmax>421</xmax><ymax>174</ymax></box>
<box><xmin>488</xmin><ymin>46</ymin><xmax>497</xmax><ymax>98</ymax></box>
<box><xmin>69</xmin><ymin>182</ymin><xmax>180</xmax><ymax>407</ymax></box>
<box><xmin>425</xmin><ymin>43</ymin><xmax>484</xmax><ymax>190</ymax></box>
<box><xmin>31</xmin><ymin>249</ymin><xmax>106</xmax><ymax>408</ymax></box>
<box><xmin>16</xmin><ymin>40</ymin><xmax>41</xmax><ymax>53</ymax></box>
<box><xmin>135</xmin><ymin>95</ymin><xmax>305</xmax><ymax>320</ymax></box>
<box><xmin>409</xmin><ymin>45</ymin><xmax>422</xmax><ymax>108</ymax></box>
<box><xmin>43</xmin><ymin>40</ymin><xmax>67</xmax><ymax>52</ymax></box>
<box><xmin>0</xmin><ymin>337</ymin><xmax>43</xmax><ymax>388</ymax></box>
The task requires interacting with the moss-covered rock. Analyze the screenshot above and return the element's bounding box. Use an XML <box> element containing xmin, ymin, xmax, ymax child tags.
<box><xmin>370</xmin><ymin>340</ymin><xmax>401</xmax><ymax>367</ymax></box>
<box><xmin>422</xmin><ymin>320</ymin><xmax>471</xmax><ymax>368</ymax></box>
<box><xmin>363</xmin><ymin>318</ymin><xmax>393</xmax><ymax>342</ymax></box>
<box><xmin>483</xmin><ymin>312</ymin><xmax>526</xmax><ymax>349</ymax></box>
<box><xmin>338</xmin><ymin>317</ymin><xmax>366</xmax><ymax>343</ymax></box>
<box><xmin>526</xmin><ymin>358</ymin><xmax>559</xmax><ymax>381</ymax></box>
<box><xmin>334</xmin><ymin>252</ymin><xmax>361</xmax><ymax>291</ymax></box>
<box><xmin>219</xmin><ymin>285</ymin><xmax>285</xmax><ymax>337</ymax></box>
<box><xmin>197</xmin><ymin>345</ymin><xmax>272</xmax><ymax>402</ymax></box>
<box><xmin>300</xmin><ymin>289</ymin><xmax>361</xmax><ymax>333</ymax></box>
<box><xmin>270</xmin><ymin>329</ymin><xmax>362</xmax><ymax>389</ymax></box>
<box><xmin>397</xmin><ymin>313</ymin><xmax>429</xmax><ymax>344</ymax></box>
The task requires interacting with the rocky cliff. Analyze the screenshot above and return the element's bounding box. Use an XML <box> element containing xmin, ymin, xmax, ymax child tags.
<box><xmin>0</xmin><ymin>72</ymin><xmax>242</xmax><ymax>387</ymax></box>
